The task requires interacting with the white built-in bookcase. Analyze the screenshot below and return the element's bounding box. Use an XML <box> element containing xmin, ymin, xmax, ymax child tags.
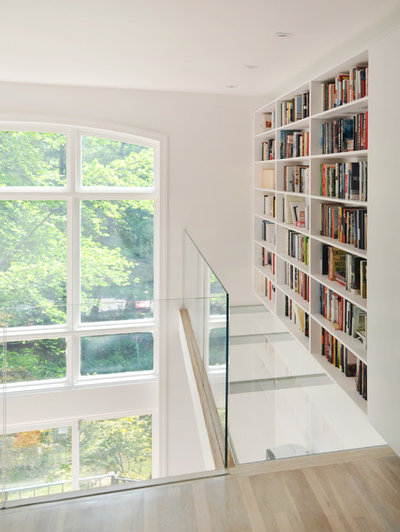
<box><xmin>253</xmin><ymin>50</ymin><xmax>369</xmax><ymax>412</ymax></box>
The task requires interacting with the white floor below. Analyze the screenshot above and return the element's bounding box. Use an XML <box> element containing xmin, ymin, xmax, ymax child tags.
<box><xmin>228</xmin><ymin>306</ymin><xmax>385</xmax><ymax>464</ymax></box>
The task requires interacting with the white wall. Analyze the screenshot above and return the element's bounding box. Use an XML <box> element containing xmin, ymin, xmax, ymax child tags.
<box><xmin>0</xmin><ymin>82</ymin><xmax>258</xmax><ymax>305</ymax></box>
<box><xmin>368</xmin><ymin>26</ymin><xmax>400</xmax><ymax>455</ymax></box>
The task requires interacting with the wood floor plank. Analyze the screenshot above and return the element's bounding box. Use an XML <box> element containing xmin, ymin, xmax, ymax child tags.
<box><xmin>1</xmin><ymin>450</ymin><xmax>400</xmax><ymax>531</ymax></box>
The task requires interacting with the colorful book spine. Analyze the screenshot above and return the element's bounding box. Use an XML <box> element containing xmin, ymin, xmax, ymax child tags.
<box><xmin>320</xmin><ymin>203</ymin><xmax>367</xmax><ymax>250</ymax></box>
<box><xmin>320</xmin><ymin>113</ymin><xmax>368</xmax><ymax>154</ymax></box>
<box><xmin>287</xmin><ymin>231</ymin><xmax>309</xmax><ymax>265</ymax></box>
<box><xmin>284</xmin><ymin>295</ymin><xmax>309</xmax><ymax>337</ymax></box>
<box><xmin>285</xmin><ymin>263</ymin><xmax>310</xmax><ymax>302</ymax></box>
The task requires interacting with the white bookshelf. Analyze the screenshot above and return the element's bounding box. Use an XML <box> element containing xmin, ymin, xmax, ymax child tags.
<box><xmin>253</xmin><ymin>50</ymin><xmax>369</xmax><ymax>413</ymax></box>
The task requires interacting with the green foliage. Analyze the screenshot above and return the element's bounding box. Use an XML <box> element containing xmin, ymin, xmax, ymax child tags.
<box><xmin>209</xmin><ymin>327</ymin><xmax>227</xmax><ymax>366</ymax></box>
<box><xmin>81</xmin><ymin>333</ymin><xmax>153</xmax><ymax>375</ymax></box>
<box><xmin>82</xmin><ymin>136</ymin><xmax>154</xmax><ymax>187</ymax></box>
<box><xmin>80</xmin><ymin>415</ymin><xmax>152</xmax><ymax>480</ymax></box>
<box><xmin>5</xmin><ymin>428</ymin><xmax>72</xmax><ymax>487</ymax></box>
<box><xmin>0</xmin><ymin>131</ymin><xmax>66</xmax><ymax>187</ymax></box>
<box><xmin>0</xmin><ymin>132</ymin><xmax>155</xmax><ymax>380</ymax></box>
<box><xmin>4</xmin><ymin>339</ymin><xmax>66</xmax><ymax>383</ymax></box>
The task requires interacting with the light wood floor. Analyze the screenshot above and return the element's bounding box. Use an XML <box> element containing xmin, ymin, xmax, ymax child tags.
<box><xmin>1</xmin><ymin>446</ymin><xmax>400</xmax><ymax>531</ymax></box>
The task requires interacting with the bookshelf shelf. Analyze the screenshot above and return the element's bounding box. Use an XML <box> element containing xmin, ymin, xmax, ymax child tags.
<box><xmin>255</xmin><ymin>264</ymin><xmax>275</xmax><ymax>282</ymax></box>
<box><xmin>278</xmin><ymin>156</ymin><xmax>310</xmax><ymax>163</ymax></box>
<box><xmin>255</xmin><ymin>128</ymin><xmax>276</xmax><ymax>139</ymax></box>
<box><xmin>277</xmin><ymin>283</ymin><xmax>310</xmax><ymax>313</ymax></box>
<box><xmin>311</xmin><ymin>96</ymin><xmax>368</xmax><ymax>120</ymax></box>
<box><xmin>276</xmin><ymin>252</ymin><xmax>309</xmax><ymax>274</ymax></box>
<box><xmin>255</xmin><ymin>239</ymin><xmax>276</xmax><ymax>253</ymax></box>
<box><xmin>278</xmin><ymin>117</ymin><xmax>310</xmax><ymax>131</ymax></box>
<box><xmin>278</xmin><ymin>220</ymin><xmax>310</xmax><ymax>236</ymax></box>
<box><xmin>278</xmin><ymin>315</ymin><xmax>310</xmax><ymax>351</ymax></box>
<box><xmin>253</xmin><ymin>50</ymin><xmax>369</xmax><ymax>409</ymax></box>
<box><xmin>309</xmin><ymin>350</ymin><xmax>367</xmax><ymax>413</ymax></box>
<box><xmin>312</xmin><ymin>273</ymin><xmax>367</xmax><ymax>312</ymax></box>
<box><xmin>311</xmin><ymin>150</ymin><xmax>367</xmax><ymax>160</ymax></box>
<box><xmin>310</xmin><ymin>195</ymin><xmax>367</xmax><ymax>207</ymax></box>
<box><xmin>311</xmin><ymin>233</ymin><xmax>367</xmax><ymax>259</ymax></box>
<box><xmin>255</xmin><ymin>187</ymin><xmax>275</xmax><ymax>193</ymax></box>
<box><xmin>311</xmin><ymin>313</ymin><xmax>367</xmax><ymax>364</ymax></box>
<box><xmin>255</xmin><ymin>291</ymin><xmax>275</xmax><ymax>313</ymax></box>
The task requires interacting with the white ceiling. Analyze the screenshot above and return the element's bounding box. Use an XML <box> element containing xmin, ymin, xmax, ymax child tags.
<box><xmin>1</xmin><ymin>0</ymin><xmax>400</xmax><ymax>97</ymax></box>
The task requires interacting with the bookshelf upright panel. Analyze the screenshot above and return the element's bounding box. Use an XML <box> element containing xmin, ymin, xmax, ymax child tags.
<box><xmin>253</xmin><ymin>51</ymin><xmax>369</xmax><ymax>413</ymax></box>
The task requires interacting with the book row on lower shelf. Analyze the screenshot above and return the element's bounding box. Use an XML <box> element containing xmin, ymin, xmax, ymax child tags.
<box><xmin>285</xmin><ymin>295</ymin><xmax>309</xmax><ymax>337</ymax></box>
<box><xmin>263</xmin><ymin>194</ymin><xmax>276</xmax><ymax>218</ymax></box>
<box><xmin>320</xmin><ymin>203</ymin><xmax>367</xmax><ymax>250</ymax></box>
<box><xmin>319</xmin><ymin>285</ymin><xmax>367</xmax><ymax>346</ymax></box>
<box><xmin>320</xmin><ymin>327</ymin><xmax>367</xmax><ymax>400</ymax></box>
<box><xmin>285</xmin><ymin>263</ymin><xmax>310</xmax><ymax>302</ymax></box>
<box><xmin>280</xmin><ymin>130</ymin><xmax>310</xmax><ymax>158</ymax></box>
<box><xmin>287</xmin><ymin>230</ymin><xmax>310</xmax><ymax>265</ymax></box>
<box><xmin>262</xmin><ymin>139</ymin><xmax>275</xmax><ymax>161</ymax></box>
<box><xmin>322</xmin><ymin>244</ymin><xmax>367</xmax><ymax>299</ymax></box>
<box><xmin>262</xmin><ymin>220</ymin><xmax>275</xmax><ymax>245</ymax></box>
<box><xmin>321</xmin><ymin>112</ymin><xmax>368</xmax><ymax>154</ymax></box>
<box><xmin>262</xmin><ymin>248</ymin><xmax>275</xmax><ymax>274</ymax></box>
<box><xmin>320</xmin><ymin>161</ymin><xmax>367</xmax><ymax>201</ymax></box>
<box><xmin>284</xmin><ymin>165</ymin><xmax>309</xmax><ymax>194</ymax></box>
<box><xmin>263</xmin><ymin>276</ymin><xmax>276</xmax><ymax>302</ymax></box>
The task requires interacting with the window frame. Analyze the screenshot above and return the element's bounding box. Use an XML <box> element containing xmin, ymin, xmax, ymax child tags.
<box><xmin>0</xmin><ymin>120</ymin><xmax>167</xmax><ymax>392</ymax></box>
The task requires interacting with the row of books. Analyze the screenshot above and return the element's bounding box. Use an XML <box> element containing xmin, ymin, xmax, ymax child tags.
<box><xmin>280</xmin><ymin>130</ymin><xmax>309</xmax><ymax>159</ymax></box>
<box><xmin>262</xmin><ymin>220</ymin><xmax>275</xmax><ymax>245</ymax></box>
<box><xmin>263</xmin><ymin>194</ymin><xmax>276</xmax><ymax>218</ymax></box>
<box><xmin>280</xmin><ymin>91</ymin><xmax>310</xmax><ymax>125</ymax></box>
<box><xmin>356</xmin><ymin>359</ymin><xmax>367</xmax><ymax>400</ymax></box>
<box><xmin>262</xmin><ymin>139</ymin><xmax>275</xmax><ymax>161</ymax></box>
<box><xmin>283</xmin><ymin>197</ymin><xmax>309</xmax><ymax>229</ymax></box>
<box><xmin>321</xmin><ymin>327</ymin><xmax>357</xmax><ymax>376</ymax></box>
<box><xmin>284</xmin><ymin>296</ymin><xmax>309</xmax><ymax>337</ymax></box>
<box><xmin>320</xmin><ymin>203</ymin><xmax>367</xmax><ymax>250</ymax></box>
<box><xmin>321</xmin><ymin>245</ymin><xmax>367</xmax><ymax>298</ymax></box>
<box><xmin>287</xmin><ymin>230</ymin><xmax>309</xmax><ymax>265</ymax></box>
<box><xmin>263</xmin><ymin>277</ymin><xmax>275</xmax><ymax>302</ymax></box>
<box><xmin>321</xmin><ymin>327</ymin><xmax>367</xmax><ymax>400</ymax></box>
<box><xmin>319</xmin><ymin>285</ymin><xmax>367</xmax><ymax>341</ymax></box>
<box><xmin>284</xmin><ymin>165</ymin><xmax>309</xmax><ymax>194</ymax></box>
<box><xmin>321</xmin><ymin>112</ymin><xmax>368</xmax><ymax>154</ymax></box>
<box><xmin>320</xmin><ymin>161</ymin><xmax>368</xmax><ymax>201</ymax></box>
<box><xmin>285</xmin><ymin>263</ymin><xmax>310</xmax><ymax>302</ymax></box>
<box><xmin>262</xmin><ymin>249</ymin><xmax>275</xmax><ymax>274</ymax></box>
<box><xmin>321</xmin><ymin>64</ymin><xmax>368</xmax><ymax>111</ymax></box>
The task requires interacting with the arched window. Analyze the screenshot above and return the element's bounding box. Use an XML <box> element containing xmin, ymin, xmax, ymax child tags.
<box><xmin>0</xmin><ymin>123</ymin><xmax>164</xmax><ymax>387</ymax></box>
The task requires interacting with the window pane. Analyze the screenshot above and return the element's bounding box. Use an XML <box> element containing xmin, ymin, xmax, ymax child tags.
<box><xmin>80</xmin><ymin>333</ymin><xmax>153</xmax><ymax>376</ymax></box>
<box><xmin>81</xmin><ymin>136</ymin><xmax>154</xmax><ymax>187</ymax></box>
<box><xmin>0</xmin><ymin>131</ymin><xmax>66</xmax><ymax>187</ymax></box>
<box><xmin>4</xmin><ymin>427</ymin><xmax>72</xmax><ymax>500</ymax></box>
<box><xmin>3</xmin><ymin>338</ymin><xmax>66</xmax><ymax>383</ymax></box>
<box><xmin>209</xmin><ymin>327</ymin><xmax>226</xmax><ymax>366</ymax></box>
<box><xmin>0</xmin><ymin>200</ymin><xmax>67</xmax><ymax>327</ymax></box>
<box><xmin>81</xmin><ymin>200</ymin><xmax>154</xmax><ymax>322</ymax></box>
<box><xmin>79</xmin><ymin>415</ymin><xmax>152</xmax><ymax>486</ymax></box>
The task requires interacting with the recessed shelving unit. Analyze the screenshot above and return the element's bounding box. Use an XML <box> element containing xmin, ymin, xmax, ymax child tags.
<box><xmin>253</xmin><ymin>50</ymin><xmax>369</xmax><ymax>412</ymax></box>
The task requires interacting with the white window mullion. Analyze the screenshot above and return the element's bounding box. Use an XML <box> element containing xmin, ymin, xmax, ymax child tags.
<box><xmin>68</xmin><ymin>130</ymin><xmax>81</xmax><ymax>383</ymax></box>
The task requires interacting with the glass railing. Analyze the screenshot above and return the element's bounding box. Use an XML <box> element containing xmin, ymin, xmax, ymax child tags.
<box><xmin>0</xmin><ymin>295</ymin><xmax>229</xmax><ymax>507</ymax></box>
<box><xmin>183</xmin><ymin>230</ymin><xmax>229</xmax><ymax>467</ymax></box>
